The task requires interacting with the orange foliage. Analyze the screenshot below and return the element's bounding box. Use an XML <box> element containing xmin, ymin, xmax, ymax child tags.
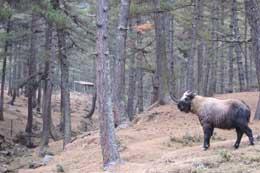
<box><xmin>133</xmin><ymin>22</ymin><xmax>154</xmax><ymax>33</ymax></box>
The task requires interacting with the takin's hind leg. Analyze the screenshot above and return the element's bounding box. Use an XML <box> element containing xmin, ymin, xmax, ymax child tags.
<box><xmin>234</xmin><ymin>128</ymin><xmax>243</xmax><ymax>149</ymax></box>
<box><xmin>243</xmin><ymin>125</ymin><xmax>254</xmax><ymax>146</ymax></box>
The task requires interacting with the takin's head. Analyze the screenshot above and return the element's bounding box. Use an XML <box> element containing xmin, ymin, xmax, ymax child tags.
<box><xmin>177</xmin><ymin>91</ymin><xmax>196</xmax><ymax>113</ymax></box>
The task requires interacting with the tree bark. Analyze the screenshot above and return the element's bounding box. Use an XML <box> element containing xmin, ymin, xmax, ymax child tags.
<box><xmin>126</xmin><ymin>48</ymin><xmax>136</xmax><ymax>120</ymax></box>
<box><xmin>126</xmin><ymin>19</ymin><xmax>136</xmax><ymax>121</ymax></box>
<box><xmin>8</xmin><ymin>43</ymin><xmax>13</xmax><ymax>97</ymax></box>
<box><xmin>228</xmin><ymin>2</ymin><xmax>234</xmax><ymax>93</ymax></box>
<box><xmin>152</xmin><ymin>0</ymin><xmax>169</xmax><ymax>105</ymax></box>
<box><xmin>58</xmin><ymin>28</ymin><xmax>71</xmax><ymax>147</ymax></box>
<box><xmin>0</xmin><ymin>19</ymin><xmax>11</xmax><ymax>121</ymax></box>
<box><xmin>9</xmin><ymin>41</ymin><xmax>18</xmax><ymax>105</ymax></box>
<box><xmin>249</xmin><ymin>32</ymin><xmax>254</xmax><ymax>87</ymax></box>
<box><xmin>41</xmin><ymin>22</ymin><xmax>54</xmax><ymax>148</ymax></box>
<box><xmin>16</xmin><ymin>42</ymin><xmax>22</xmax><ymax>97</ymax></box>
<box><xmin>208</xmin><ymin>0</ymin><xmax>218</xmax><ymax>96</ymax></box>
<box><xmin>215</xmin><ymin>1</ymin><xmax>221</xmax><ymax>94</ymax></box>
<box><xmin>36</xmin><ymin>81</ymin><xmax>42</xmax><ymax>113</ymax></box>
<box><xmin>25</xmin><ymin>10</ymin><xmax>38</xmax><ymax>147</ymax></box>
<box><xmin>248</xmin><ymin>2</ymin><xmax>260</xmax><ymax>119</ymax></box>
<box><xmin>196</xmin><ymin>0</ymin><xmax>204</xmax><ymax>95</ymax></box>
<box><xmin>166</xmin><ymin>13</ymin><xmax>176</xmax><ymax>97</ymax></box>
<box><xmin>36</xmin><ymin>62</ymin><xmax>43</xmax><ymax>113</ymax></box>
<box><xmin>187</xmin><ymin>0</ymin><xmax>199</xmax><ymax>91</ymax></box>
<box><xmin>136</xmin><ymin>52</ymin><xmax>144</xmax><ymax>113</ymax></box>
<box><xmin>244</xmin><ymin>0</ymin><xmax>260</xmax><ymax>119</ymax></box>
<box><xmin>113</xmin><ymin>0</ymin><xmax>131</xmax><ymax>126</ymax></box>
<box><xmin>85</xmin><ymin>90</ymin><xmax>97</xmax><ymax>119</ymax></box>
<box><xmin>197</xmin><ymin>41</ymin><xmax>204</xmax><ymax>95</ymax></box>
<box><xmin>244</xmin><ymin>10</ymin><xmax>249</xmax><ymax>90</ymax></box>
<box><xmin>96</xmin><ymin>0</ymin><xmax>120</xmax><ymax>167</ymax></box>
<box><xmin>203</xmin><ymin>43</ymin><xmax>210</xmax><ymax>96</ymax></box>
<box><xmin>219</xmin><ymin>0</ymin><xmax>225</xmax><ymax>94</ymax></box>
<box><xmin>135</xmin><ymin>14</ymin><xmax>144</xmax><ymax>113</ymax></box>
<box><xmin>232</xmin><ymin>0</ymin><xmax>246</xmax><ymax>92</ymax></box>
<box><xmin>52</xmin><ymin>0</ymin><xmax>72</xmax><ymax>146</ymax></box>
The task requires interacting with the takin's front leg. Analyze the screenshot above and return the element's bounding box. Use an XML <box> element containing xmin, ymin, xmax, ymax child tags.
<box><xmin>203</xmin><ymin>125</ymin><xmax>213</xmax><ymax>150</ymax></box>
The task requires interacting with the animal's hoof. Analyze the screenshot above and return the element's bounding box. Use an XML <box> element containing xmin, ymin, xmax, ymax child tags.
<box><xmin>203</xmin><ymin>145</ymin><xmax>209</xmax><ymax>151</ymax></box>
<box><xmin>249</xmin><ymin>137</ymin><xmax>254</xmax><ymax>145</ymax></box>
<box><xmin>234</xmin><ymin>143</ymin><xmax>239</xmax><ymax>149</ymax></box>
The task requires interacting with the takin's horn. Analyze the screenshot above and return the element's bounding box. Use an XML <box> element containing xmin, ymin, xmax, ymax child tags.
<box><xmin>169</xmin><ymin>91</ymin><xmax>179</xmax><ymax>104</ymax></box>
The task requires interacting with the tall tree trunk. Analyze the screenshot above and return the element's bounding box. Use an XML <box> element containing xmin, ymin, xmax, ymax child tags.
<box><xmin>40</xmin><ymin>22</ymin><xmax>54</xmax><ymax>149</ymax></box>
<box><xmin>8</xmin><ymin>44</ymin><xmax>13</xmax><ymax>96</ymax></box>
<box><xmin>85</xmin><ymin>56</ymin><xmax>97</xmax><ymax>119</ymax></box>
<box><xmin>187</xmin><ymin>0</ymin><xmax>199</xmax><ymax>91</ymax></box>
<box><xmin>152</xmin><ymin>0</ymin><xmax>169</xmax><ymax>105</ymax></box>
<box><xmin>136</xmin><ymin>14</ymin><xmax>144</xmax><ymax>113</ymax></box>
<box><xmin>25</xmin><ymin>10</ymin><xmax>38</xmax><ymax>147</ymax></box>
<box><xmin>59</xmin><ymin>29</ymin><xmax>71</xmax><ymax>147</ymax></box>
<box><xmin>0</xmin><ymin>19</ymin><xmax>11</xmax><ymax>121</ymax></box>
<box><xmin>113</xmin><ymin>0</ymin><xmax>131</xmax><ymax>126</ymax></box>
<box><xmin>208</xmin><ymin>0</ymin><xmax>218</xmax><ymax>96</ymax></box>
<box><xmin>16</xmin><ymin>42</ymin><xmax>22</xmax><ymax>97</ymax></box>
<box><xmin>166</xmin><ymin>13</ymin><xmax>176</xmax><ymax>97</ymax></box>
<box><xmin>203</xmin><ymin>43</ymin><xmax>210</xmax><ymax>96</ymax></box>
<box><xmin>136</xmin><ymin>52</ymin><xmax>144</xmax><ymax>113</ymax></box>
<box><xmin>232</xmin><ymin>0</ymin><xmax>246</xmax><ymax>92</ymax></box>
<box><xmin>52</xmin><ymin>0</ymin><xmax>72</xmax><ymax>146</ymax></box>
<box><xmin>60</xmin><ymin>74</ymin><xmax>64</xmax><ymax>133</ymax></box>
<box><xmin>96</xmin><ymin>0</ymin><xmax>120</xmax><ymax>167</ymax></box>
<box><xmin>197</xmin><ymin>41</ymin><xmax>204</xmax><ymax>94</ymax></box>
<box><xmin>9</xmin><ymin>42</ymin><xmax>18</xmax><ymax>105</ymax></box>
<box><xmin>85</xmin><ymin>90</ymin><xmax>97</xmax><ymax>119</ymax></box>
<box><xmin>126</xmin><ymin>20</ymin><xmax>137</xmax><ymax>121</ymax></box>
<box><xmin>228</xmin><ymin>49</ymin><xmax>234</xmax><ymax>93</ymax></box>
<box><xmin>36</xmin><ymin>62</ymin><xmax>43</xmax><ymax>113</ymax></box>
<box><xmin>252</xmin><ymin>30</ymin><xmax>260</xmax><ymax>119</ymax></box>
<box><xmin>219</xmin><ymin>0</ymin><xmax>225</xmax><ymax>94</ymax></box>
<box><xmin>244</xmin><ymin>0</ymin><xmax>260</xmax><ymax>119</ymax></box>
<box><xmin>36</xmin><ymin>81</ymin><xmax>42</xmax><ymax>113</ymax></box>
<box><xmin>22</xmin><ymin>50</ymin><xmax>29</xmax><ymax>96</ymax></box>
<box><xmin>126</xmin><ymin>46</ymin><xmax>136</xmax><ymax>120</ymax></box>
<box><xmin>244</xmin><ymin>11</ymin><xmax>249</xmax><ymax>90</ymax></box>
<box><xmin>228</xmin><ymin>3</ymin><xmax>234</xmax><ymax>93</ymax></box>
<box><xmin>249</xmin><ymin>32</ymin><xmax>254</xmax><ymax>87</ymax></box>
<box><xmin>215</xmin><ymin>2</ymin><xmax>220</xmax><ymax>93</ymax></box>
<box><xmin>196</xmin><ymin>0</ymin><xmax>204</xmax><ymax>95</ymax></box>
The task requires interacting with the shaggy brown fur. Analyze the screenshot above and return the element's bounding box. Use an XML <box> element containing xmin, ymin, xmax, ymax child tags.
<box><xmin>177</xmin><ymin>91</ymin><xmax>254</xmax><ymax>150</ymax></box>
<box><xmin>191</xmin><ymin>96</ymin><xmax>249</xmax><ymax>129</ymax></box>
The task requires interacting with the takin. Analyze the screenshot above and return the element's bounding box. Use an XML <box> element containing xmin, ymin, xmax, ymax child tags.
<box><xmin>177</xmin><ymin>91</ymin><xmax>254</xmax><ymax>150</ymax></box>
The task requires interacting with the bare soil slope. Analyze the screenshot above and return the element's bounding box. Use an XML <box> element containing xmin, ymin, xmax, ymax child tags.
<box><xmin>13</xmin><ymin>92</ymin><xmax>260</xmax><ymax>173</ymax></box>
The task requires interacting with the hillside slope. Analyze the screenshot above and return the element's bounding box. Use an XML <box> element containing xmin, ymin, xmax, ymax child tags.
<box><xmin>17</xmin><ymin>92</ymin><xmax>260</xmax><ymax>173</ymax></box>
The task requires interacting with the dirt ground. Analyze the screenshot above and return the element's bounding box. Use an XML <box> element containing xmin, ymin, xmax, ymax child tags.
<box><xmin>2</xmin><ymin>92</ymin><xmax>260</xmax><ymax>173</ymax></box>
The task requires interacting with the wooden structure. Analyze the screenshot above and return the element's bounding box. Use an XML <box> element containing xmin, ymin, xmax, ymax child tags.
<box><xmin>73</xmin><ymin>81</ymin><xmax>94</xmax><ymax>93</ymax></box>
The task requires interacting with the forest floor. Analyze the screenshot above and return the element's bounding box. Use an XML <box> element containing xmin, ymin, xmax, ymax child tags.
<box><xmin>1</xmin><ymin>92</ymin><xmax>260</xmax><ymax>173</ymax></box>
<box><xmin>0</xmin><ymin>91</ymin><xmax>97</xmax><ymax>172</ymax></box>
